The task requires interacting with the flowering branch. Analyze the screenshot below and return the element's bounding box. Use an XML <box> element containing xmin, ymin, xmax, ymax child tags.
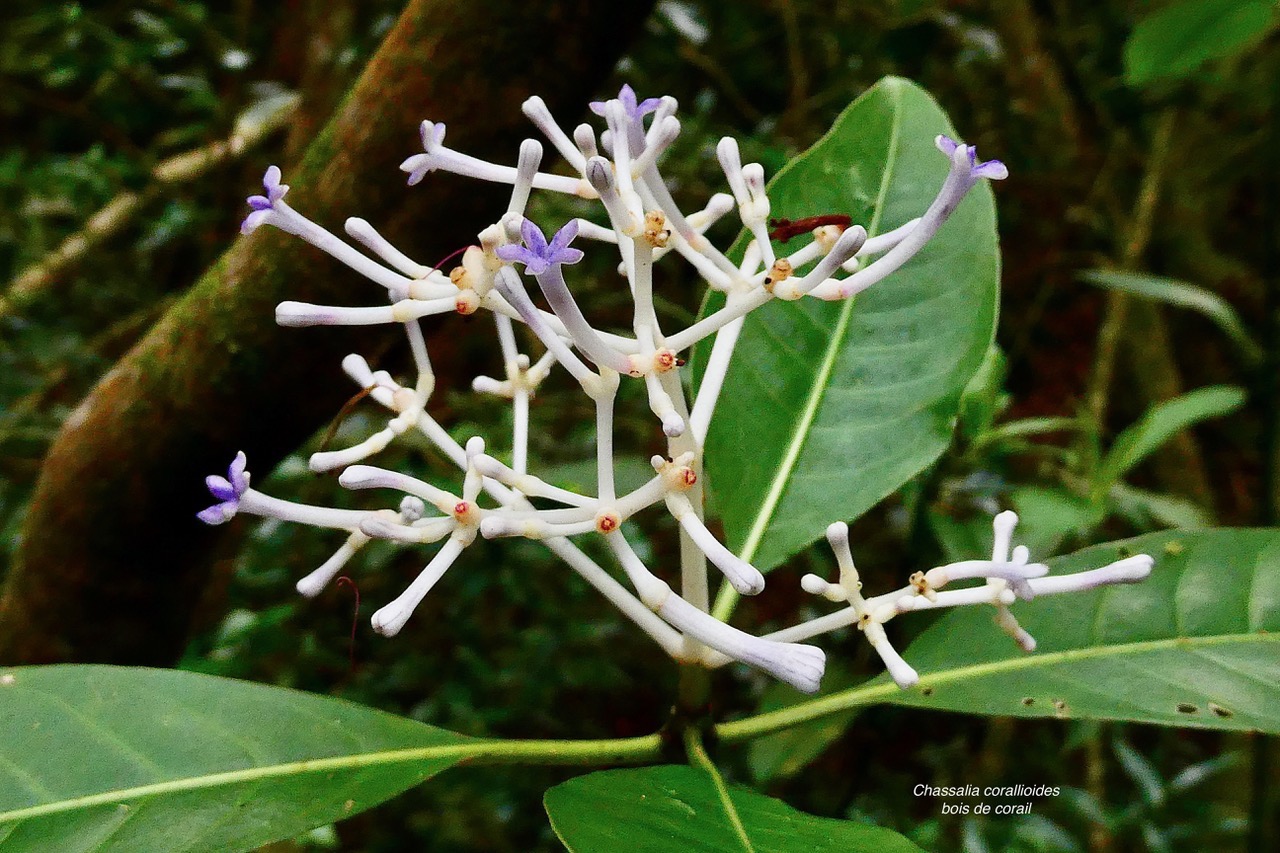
<box><xmin>201</xmin><ymin>85</ymin><xmax>1152</xmax><ymax>695</ymax></box>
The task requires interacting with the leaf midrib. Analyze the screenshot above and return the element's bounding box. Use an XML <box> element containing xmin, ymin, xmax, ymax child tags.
<box><xmin>718</xmin><ymin>630</ymin><xmax>1280</xmax><ymax>741</ymax></box>
<box><xmin>0</xmin><ymin>741</ymin><xmax>478</xmax><ymax>825</ymax></box>
<box><xmin>736</xmin><ymin>80</ymin><xmax>905</xmax><ymax>565</ymax></box>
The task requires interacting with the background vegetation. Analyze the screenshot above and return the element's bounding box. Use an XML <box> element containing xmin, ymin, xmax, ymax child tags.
<box><xmin>1</xmin><ymin>1</ymin><xmax>1276</xmax><ymax>850</ymax></box>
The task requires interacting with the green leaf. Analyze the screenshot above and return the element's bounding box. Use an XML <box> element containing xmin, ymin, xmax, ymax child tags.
<box><xmin>957</xmin><ymin>346</ymin><xmax>1009</xmax><ymax>443</ymax></box>
<box><xmin>1081</xmin><ymin>270</ymin><xmax>1261</xmax><ymax>364</ymax></box>
<box><xmin>884</xmin><ymin>529</ymin><xmax>1280</xmax><ymax>731</ymax></box>
<box><xmin>1010</xmin><ymin>486</ymin><xmax>1105</xmax><ymax>556</ymax></box>
<box><xmin>699</xmin><ymin>76</ymin><xmax>999</xmax><ymax>573</ymax></box>
<box><xmin>1109</xmin><ymin>482</ymin><xmax>1213</xmax><ymax>530</ymax></box>
<box><xmin>1123</xmin><ymin>0</ymin><xmax>1276</xmax><ymax>86</ymax></box>
<box><xmin>748</xmin><ymin>663</ymin><xmax>860</xmax><ymax>783</ymax></box>
<box><xmin>1113</xmin><ymin>737</ymin><xmax>1165</xmax><ymax>808</ymax></box>
<box><xmin>544</xmin><ymin>765</ymin><xmax>923</xmax><ymax>853</ymax></box>
<box><xmin>1097</xmin><ymin>385</ymin><xmax>1245</xmax><ymax>490</ymax></box>
<box><xmin>928</xmin><ymin>509</ymin><xmax>996</xmax><ymax>564</ymax></box>
<box><xmin>0</xmin><ymin>666</ymin><xmax>475</xmax><ymax>852</ymax></box>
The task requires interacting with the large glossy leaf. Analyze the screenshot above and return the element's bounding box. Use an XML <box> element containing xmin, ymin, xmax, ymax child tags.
<box><xmin>544</xmin><ymin>765</ymin><xmax>922</xmax><ymax>853</ymax></box>
<box><xmin>0</xmin><ymin>666</ymin><xmax>475</xmax><ymax>852</ymax></box>
<box><xmin>1123</xmin><ymin>0</ymin><xmax>1276</xmax><ymax>86</ymax></box>
<box><xmin>885</xmin><ymin>530</ymin><xmax>1280</xmax><ymax>731</ymax></box>
<box><xmin>698</xmin><ymin>77</ymin><xmax>999</xmax><ymax>573</ymax></box>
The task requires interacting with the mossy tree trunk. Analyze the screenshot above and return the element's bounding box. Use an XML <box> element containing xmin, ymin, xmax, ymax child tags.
<box><xmin>0</xmin><ymin>0</ymin><xmax>654</xmax><ymax>664</ymax></box>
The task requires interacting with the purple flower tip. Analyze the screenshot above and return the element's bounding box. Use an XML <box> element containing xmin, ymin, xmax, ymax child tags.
<box><xmin>935</xmin><ymin>135</ymin><xmax>1008</xmax><ymax>181</ymax></box>
<box><xmin>198</xmin><ymin>451</ymin><xmax>251</xmax><ymax>525</ymax></box>
<box><xmin>973</xmin><ymin>159</ymin><xmax>1009</xmax><ymax>180</ymax></box>
<box><xmin>400</xmin><ymin>122</ymin><xmax>447</xmax><ymax>186</ymax></box>
<box><xmin>496</xmin><ymin>220</ymin><xmax>585</xmax><ymax>275</ymax></box>
<box><xmin>241</xmin><ymin>166</ymin><xmax>289</xmax><ymax>234</ymax></box>
<box><xmin>262</xmin><ymin>165</ymin><xmax>288</xmax><ymax>203</ymax></box>
<box><xmin>590</xmin><ymin>85</ymin><xmax>662</xmax><ymax>122</ymax></box>
<box><xmin>419</xmin><ymin>120</ymin><xmax>446</xmax><ymax>151</ymax></box>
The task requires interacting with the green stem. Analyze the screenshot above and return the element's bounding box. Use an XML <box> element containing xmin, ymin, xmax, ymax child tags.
<box><xmin>684</xmin><ymin>728</ymin><xmax>756</xmax><ymax>853</ymax></box>
<box><xmin>464</xmin><ymin>734</ymin><xmax>664</xmax><ymax>766</ymax></box>
<box><xmin>716</xmin><ymin>680</ymin><xmax>899</xmax><ymax>744</ymax></box>
<box><xmin>1083</xmin><ymin>109</ymin><xmax>1178</xmax><ymax>445</ymax></box>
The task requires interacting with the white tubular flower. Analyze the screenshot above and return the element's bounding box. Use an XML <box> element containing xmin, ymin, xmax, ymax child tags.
<box><xmin>810</xmin><ymin>136</ymin><xmax>1008</xmax><ymax>301</ymax></box>
<box><xmin>470</xmin><ymin>453</ymin><xmax>596</xmax><ymax>507</ymax></box>
<box><xmin>339</xmin><ymin>465</ymin><xmax>458</xmax><ymax>515</ymax></box>
<box><xmin>842</xmin><ymin>217</ymin><xmax>921</xmax><ymax>271</ymax></box>
<box><xmin>340</xmin><ymin>354</ymin><xmax>396</xmax><ymax>407</ymax></box>
<box><xmin>491</xmin><ymin>266</ymin><xmax>596</xmax><ymax>385</ymax></box>
<box><xmin>1030</xmin><ymin>554</ymin><xmax>1153</xmax><ymax>594</ymax></box>
<box><xmin>400</xmin><ymin>121</ymin><xmax>588</xmax><ymax>197</ymax></box>
<box><xmin>716</xmin><ymin>138</ymin><xmax>750</xmax><ymax>208</ymax></box>
<box><xmin>243</xmin><ymin>167</ymin><xmax>456</xmax><ymax>298</ymax></box>
<box><xmin>629</xmin><ymin>115</ymin><xmax>680</xmax><ymax>179</ymax></box>
<box><xmin>994</xmin><ymin>605</ymin><xmax>1037</xmax><ymax>653</ymax></box>
<box><xmin>371</xmin><ymin>534</ymin><xmax>470</xmax><ymax>637</ymax></box>
<box><xmin>507</xmin><ymin>139</ymin><xmax>544</xmax><ymax>216</ymax></box>
<box><xmin>275</xmin><ymin>297</ymin><xmax>457</xmax><ymax>327</ymax></box>
<box><xmin>572</xmin><ymin>123</ymin><xmax>600</xmax><ymax>161</ymax></box>
<box><xmin>361</xmin><ymin>515</ymin><xmax>455</xmax><ymax>545</ymax></box>
<box><xmin>645</xmin><ymin>373</ymin><xmax>686</xmax><ymax>438</ymax></box>
<box><xmin>344</xmin><ymin>217</ymin><xmax>431</xmax><ymax>279</ymax></box>
<box><xmin>521</xmin><ymin>96</ymin><xmax>585</xmax><ymax>172</ymax></box>
<box><xmin>771</xmin><ymin>226</ymin><xmax>868</xmax><ymax>300</ymax></box>
<box><xmin>666</xmin><ymin>494</ymin><xmax>765</xmax><ymax>595</ymax></box>
<box><xmin>924</xmin><ymin>558</ymin><xmax>1049</xmax><ymax>590</ymax></box>
<box><xmin>585</xmin><ymin>156</ymin><xmax>642</xmax><ymax>237</ymax></box>
<box><xmin>863</xmin><ymin>621</ymin><xmax>919</xmax><ymax>689</ymax></box>
<box><xmin>296</xmin><ymin>531</ymin><xmax>370</xmax><ymax>598</ymax></box>
<box><xmin>498</xmin><ymin>218</ymin><xmax>634</xmax><ymax>376</ymax></box>
<box><xmin>661</xmin><ymin>594</ymin><xmax>825</xmax><ymax>693</ymax></box>
<box><xmin>782</xmin><ymin>510</ymin><xmax>1156</xmax><ymax>688</ymax></box>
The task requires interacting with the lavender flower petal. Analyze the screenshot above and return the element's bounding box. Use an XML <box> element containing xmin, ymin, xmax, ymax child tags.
<box><xmin>590</xmin><ymin>85</ymin><xmax>661</xmax><ymax>122</ymax></box>
<box><xmin>935</xmin><ymin>134</ymin><xmax>1008</xmax><ymax>182</ymax></box>
<box><xmin>197</xmin><ymin>501</ymin><xmax>239</xmax><ymax>525</ymax></box>
<box><xmin>973</xmin><ymin>159</ymin><xmax>1009</xmax><ymax>180</ymax></box>
<box><xmin>618</xmin><ymin>84</ymin><xmax>638</xmax><ymax>114</ymax></box>
<box><xmin>400</xmin><ymin>153</ymin><xmax>432</xmax><ymax>186</ymax></box>
<box><xmin>420</xmin><ymin>120</ymin><xmax>446</xmax><ymax>151</ymax></box>
<box><xmin>520</xmin><ymin>218</ymin><xmax>548</xmax><ymax>256</ymax></box>
<box><xmin>935</xmin><ymin>135</ymin><xmax>960</xmax><ymax>157</ymax></box>
<box><xmin>262</xmin><ymin>165</ymin><xmax>288</xmax><ymax>203</ymax></box>
<box><xmin>241</xmin><ymin>209</ymin><xmax>272</xmax><ymax>235</ymax></box>
<box><xmin>199</xmin><ymin>453</ymin><xmax>251</xmax><ymax>524</ymax></box>
<box><xmin>228</xmin><ymin>450</ymin><xmax>250</xmax><ymax>494</ymax></box>
<box><xmin>206</xmin><ymin>475</ymin><xmax>236</xmax><ymax>502</ymax></box>
<box><xmin>496</xmin><ymin>244</ymin><xmax>548</xmax><ymax>274</ymax></box>
<box><xmin>547</xmin><ymin>219</ymin><xmax>579</xmax><ymax>255</ymax></box>
<box><xmin>551</xmin><ymin>247</ymin><xmax>584</xmax><ymax>266</ymax></box>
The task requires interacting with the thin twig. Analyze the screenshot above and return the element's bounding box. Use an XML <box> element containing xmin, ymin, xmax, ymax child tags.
<box><xmin>1083</xmin><ymin>109</ymin><xmax>1178</xmax><ymax>436</ymax></box>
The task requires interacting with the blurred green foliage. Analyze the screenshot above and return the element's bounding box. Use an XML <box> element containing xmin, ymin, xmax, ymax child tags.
<box><xmin>3</xmin><ymin>1</ymin><xmax>1278</xmax><ymax>851</ymax></box>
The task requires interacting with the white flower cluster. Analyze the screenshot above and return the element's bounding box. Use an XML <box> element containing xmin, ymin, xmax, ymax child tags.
<box><xmin>203</xmin><ymin>85</ymin><xmax>1151</xmax><ymax>694</ymax></box>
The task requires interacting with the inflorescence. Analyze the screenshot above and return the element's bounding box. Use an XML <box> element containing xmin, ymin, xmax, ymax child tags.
<box><xmin>201</xmin><ymin>84</ymin><xmax>1152</xmax><ymax>694</ymax></box>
